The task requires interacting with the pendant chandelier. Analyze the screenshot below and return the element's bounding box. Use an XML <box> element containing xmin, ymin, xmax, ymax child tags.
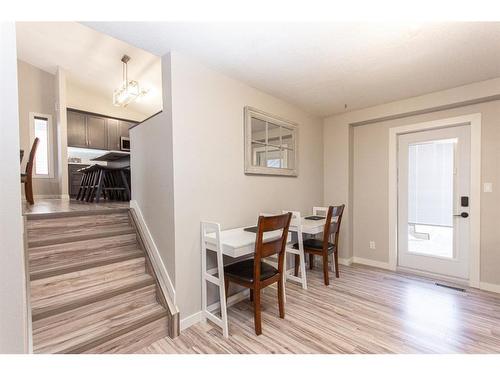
<box><xmin>113</xmin><ymin>55</ymin><xmax>147</xmax><ymax>107</ymax></box>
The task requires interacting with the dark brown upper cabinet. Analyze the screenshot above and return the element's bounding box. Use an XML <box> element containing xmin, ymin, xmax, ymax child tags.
<box><xmin>67</xmin><ymin>109</ymin><xmax>136</xmax><ymax>151</ymax></box>
<box><xmin>86</xmin><ymin>115</ymin><xmax>107</xmax><ymax>150</ymax></box>
<box><xmin>67</xmin><ymin>111</ymin><xmax>87</xmax><ymax>148</ymax></box>
<box><xmin>106</xmin><ymin>118</ymin><xmax>121</xmax><ymax>151</ymax></box>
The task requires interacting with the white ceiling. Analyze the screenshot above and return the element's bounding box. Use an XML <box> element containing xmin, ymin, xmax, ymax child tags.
<box><xmin>84</xmin><ymin>22</ymin><xmax>500</xmax><ymax>117</ymax></box>
<box><xmin>15</xmin><ymin>22</ymin><xmax>162</xmax><ymax>117</ymax></box>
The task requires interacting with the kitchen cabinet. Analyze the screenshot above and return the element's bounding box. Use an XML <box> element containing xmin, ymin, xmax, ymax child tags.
<box><xmin>86</xmin><ymin>115</ymin><xmax>107</xmax><ymax>150</ymax></box>
<box><xmin>119</xmin><ymin>120</ymin><xmax>133</xmax><ymax>137</ymax></box>
<box><xmin>67</xmin><ymin>109</ymin><xmax>136</xmax><ymax>150</ymax></box>
<box><xmin>107</xmin><ymin>118</ymin><xmax>121</xmax><ymax>151</ymax></box>
<box><xmin>68</xmin><ymin>164</ymin><xmax>89</xmax><ymax>197</ymax></box>
<box><xmin>67</xmin><ymin>111</ymin><xmax>87</xmax><ymax>148</ymax></box>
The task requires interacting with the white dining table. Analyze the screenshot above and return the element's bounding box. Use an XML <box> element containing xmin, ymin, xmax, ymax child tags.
<box><xmin>200</xmin><ymin>215</ymin><xmax>337</xmax><ymax>337</ymax></box>
<box><xmin>203</xmin><ymin>216</ymin><xmax>335</xmax><ymax>257</ymax></box>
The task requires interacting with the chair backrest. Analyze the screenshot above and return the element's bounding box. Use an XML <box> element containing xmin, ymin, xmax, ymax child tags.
<box><xmin>254</xmin><ymin>212</ymin><xmax>292</xmax><ymax>281</ymax></box>
<box><xmin>282</xmin><ymin>210</ymin><xmax>302</xmax><ymax>245</ymax></box>
<box><xmin>25</xmin><ymin>137</ymin><xmax>40</xmax><ymax>176</ymax></box>
<box><xmin>313</xmin><ymin>206</ymin><xmax>329</xmax><ymax>217</ymax></box>
<box><xmin>322</xmin><ymin>205</ymin><xmax>345</xmax><ymax>249</ymax></box>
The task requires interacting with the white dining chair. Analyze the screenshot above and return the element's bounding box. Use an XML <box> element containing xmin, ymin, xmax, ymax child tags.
<box><xmin>313</xmin><ymin>206</ymin><xmax>329</xmax><ymax>217</ymax></box>
<box><xmin>200</xmin><ymin>221</ymin><xmax>229</xmax><ymax>338</ymax></box>
<box><xmin>283</xmin><ymin>210</ymin><xmax>307</xmax><ymax>290</ymax></box>
<box><xmin>260</xmin><ymin>211</ymin><xmax>308</xmax><ymax>292</ymax></box>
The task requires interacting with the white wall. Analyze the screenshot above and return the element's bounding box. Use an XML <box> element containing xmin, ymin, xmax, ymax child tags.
<box><xmin>132</xmin><ymin>52</ymin><xmax>324</xmax><ymax>321</ymax></box>
<box><xmin>130</xmin><ymin>54</ymin><xmax>176</xmax><ymax>282</ymax></box>
<box><xmin>323</xmin><ymin>78</ymin><xmax>500</xmax><ymax>286</ymax></box>
<box><xmin>0</xmin><ymin>22</ymin><xmax>28</xmax><ymax>354</ymax></box>
<box><xmin>55</xmin><ymin>67</ymin><xmax>69</xmax><ymax>198</ymax></box>
<box><xmin>169</xmin><ymin>52</ymin><xmax>324</xmax><ymax>320</ymax></box>
<box><xmin>17</xmin><ymin>60</ymin><xmax>60</xmax><ymax>197</ymax></box>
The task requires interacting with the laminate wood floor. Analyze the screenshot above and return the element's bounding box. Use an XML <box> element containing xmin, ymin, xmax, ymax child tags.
<box><xmin>23</xmin><ymin>199</ymin><xmax>129</xmax><ymax>216</ymax></box>
<box><xmin>138</xmin><ymin>265</ymin><xmax>500</xmax><ymax>354</ymax></box>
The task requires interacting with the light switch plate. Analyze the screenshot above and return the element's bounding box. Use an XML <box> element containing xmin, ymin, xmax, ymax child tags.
<box><xmin>484</xmin><ymin>183</ymin><xmax>493</xmax><ymax>193</ymax></box>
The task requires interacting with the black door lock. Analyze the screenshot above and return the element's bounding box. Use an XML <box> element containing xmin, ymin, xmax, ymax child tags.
<box><xmin>461</xmin><ymin>196</ymin><xmax>469</xmax><ymax>207</ymax></box>
<box><xmin>454</xmin><ymin>212</ymin><xmax>469</xmax><ymax>218</ymax></box>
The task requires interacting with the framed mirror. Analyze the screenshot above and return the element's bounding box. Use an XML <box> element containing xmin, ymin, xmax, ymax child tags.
<box><xmin>244</xmin><ymin>106</ymin><xmax>298</xmax><ymax>176</ymax></box>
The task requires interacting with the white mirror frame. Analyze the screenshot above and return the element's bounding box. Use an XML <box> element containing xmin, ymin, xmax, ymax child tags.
<box><xmin>244</xmin><ymin>106</ymin><xmax>298</xmax><ymax>177</ymax></box>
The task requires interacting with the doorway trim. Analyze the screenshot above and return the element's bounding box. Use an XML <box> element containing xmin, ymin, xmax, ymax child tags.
<box><xmin>388</xmin><ymin>113</ymin><xmax>481</xmax><ymax>287</ymax></box>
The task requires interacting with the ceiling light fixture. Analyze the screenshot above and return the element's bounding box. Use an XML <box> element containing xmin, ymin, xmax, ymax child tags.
<box><xmin>113</xmin><ymin>55</ymin><xmax>148</xmax><ymax>107</ymax></box>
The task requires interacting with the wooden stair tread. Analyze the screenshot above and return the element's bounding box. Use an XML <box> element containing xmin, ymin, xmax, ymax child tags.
<box><xmin>84</xmin><ymin>316</ymin><xmax>169</xmax><ymax>354</ymax></box>
<box><xmin>32</xmin><ymin>273</ymin><xmax>156</xmax><ymax>321</ymax></box>
<box><xmin>29</xmin><ymin>232</ymin><xmax>138</xmax><ymax>260</ymax></box>
<box><xmin>25</xmin><ymin>207</ymin><xmax>130</xmax><ymax>221</ymax></box>
<box><xmin>31</xmin><ymin>257</ymin><xmax>146</xmax><ymax>304</ymax></box>
<box><xmin>30</xmin><ymin>244</ymin><xmax>143</xmax><ymax>280</ymax></box>
<box><xmin>33</xmin><ymin>284</ymin><xmax>157</xmax><ymax>330</ymax></box>
<box><xmin>27</xmin><ymin>226</ymin><xmax>136</xmax><ymax>248</ymax></box>
<box><xmin>34</xmin><ymin>301</ymin><xmax>167</xmax><ymax>354</ymax></box>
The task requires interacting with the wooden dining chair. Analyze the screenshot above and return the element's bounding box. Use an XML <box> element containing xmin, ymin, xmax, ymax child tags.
<box><xmin>21</xmin><ymin>137</ymin><xmax>39</xmax><ymax>205</ymax></box>
<box><xmin>224</xmin><ymin>212</ymin><xmax>292</xmax><ymax>335</ymax></box>
<box><xmin>293</xmin><ymin>205</ymin><xmax>345</xmax><ymax>285</ymax></box>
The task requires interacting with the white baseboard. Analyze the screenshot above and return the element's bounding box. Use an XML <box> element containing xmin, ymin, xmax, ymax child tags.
<box><xmin>310</xmin><ymin>257</ymin><xmax>353</xmax><ymax>268</ymax></box>
<box><xmin>480</xmin><ymin>282</ymin><xmax>500</xmax><ymax>294</ymax></box>
<box><xmin>352</xmin><ymin>257</ymin><xmax>392</xmax><ymax>270</ymax></box>
<box><xmin>129</xmin><ymin>200</ymin><xmax>177</xmax><ymax>310</ymax></box>
<box><xmin>338</xmin><ymin>257</ymin><xmax>353</xmax><ymax>266</ymax></box>
<box><xmin>180</xmin><ymin>311</ymin><xmax>203</xmax><ymax>331</ymax></box>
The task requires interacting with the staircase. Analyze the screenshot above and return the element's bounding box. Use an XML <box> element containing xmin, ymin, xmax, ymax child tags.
<box><xmin>26</xmin><ymin>208</ymin><xmax>174</xmax><ymax>354</ymax></box>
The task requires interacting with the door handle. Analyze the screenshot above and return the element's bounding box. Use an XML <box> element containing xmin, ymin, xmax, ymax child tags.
<box><xmin>454</xmin><ymin>212</ymin><xmax>469</xmax><ymax>218</ymax></box>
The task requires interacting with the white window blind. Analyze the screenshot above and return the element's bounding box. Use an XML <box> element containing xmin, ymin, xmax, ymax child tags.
<box><xmin>34</xmin><ymin>116</ymin><xmax>50</xmax><ymax>176</ymax></box>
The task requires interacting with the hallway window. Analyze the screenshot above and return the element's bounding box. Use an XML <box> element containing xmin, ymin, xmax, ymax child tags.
<box><xmin>30</xmin><ymin>113</ymin><xmax>54</xmax><ymax>178</ymax></box>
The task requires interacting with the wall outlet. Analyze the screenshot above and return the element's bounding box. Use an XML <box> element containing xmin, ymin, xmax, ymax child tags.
<box><xmin>369</xmin><ymin>241</ymin><xmax>376</xmax><ymax>250</ymax></box>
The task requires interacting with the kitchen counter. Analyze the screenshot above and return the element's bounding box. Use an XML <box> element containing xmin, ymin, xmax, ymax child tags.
<box><xmin>91</xmin><ymin>151</ymin><xmax>130</xmax><ymax>162</ymax></box>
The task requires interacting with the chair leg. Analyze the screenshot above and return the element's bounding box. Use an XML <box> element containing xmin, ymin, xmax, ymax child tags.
<box><xmin>76</xmin><ymin>173</ymin><xmax>86</xmax><ymax>201</ymax></box>
<box><xmin>282</xmin><ymin>269</ymin><xmax>287</xmax><ymax>303</ymax></box>
<box><xmin>85</xmin><ymin>171</ymin><xmax>96</xmax><ymax>202</ymax></box>
<box><xmin>322</xmin><ymin>253</ymin><xmax>330</xmax><ymax>285</ymax></box>
<box><xmin>95</xmin><ymin>170</ymin><xmax>104</xmax><ymax>203</ymax></box>
<box><xmin>309</xmin><ymin>253</ymin><xmax>314</xmax><ymax>270</ymax></box>
<box><xmin>253</xmin><ymin>288</ymin><xmax>262</xmax><ymax>335</ymax></box>
<box><xmin>334</xmin><ymin>250</ymin><xmax>340</xmax><ymax>278</ymax></box>
<box><xmin>224</xmin><ymin>276</ymin><xmax>229</xmax><ymax>302</ymax></box>
<box><xmin>277</xmin><ymin>278</ymin><xmax>285</xmax><ymax>319</ymax></box>
<box><xmin>25</xmin><ymin>178</ymin><xmax>34</xmax><ymax>205</ymax></box>
<box><xmin>294</xmin><ymin>254</ymin><xmax>299</xmax><ymax>276</ymax></box>
<box><xmin>249</xmin><ymin>289</ymin><xmax>253</xmax><ymax>302</ymax></box>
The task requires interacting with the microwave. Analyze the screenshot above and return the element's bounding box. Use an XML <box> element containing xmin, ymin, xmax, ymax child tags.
<box><xmin>120</xmin><ymin>137</ymin><xmax>130</xmax><ymax>152</ymax></box>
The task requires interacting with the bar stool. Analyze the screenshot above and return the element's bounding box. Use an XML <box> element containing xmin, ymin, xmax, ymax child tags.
<box><xmin>76</xmin><ymin>165</ymin><xmax>131</xmax><ymax>203</ymax></box>
<box><xmin>100</xmin><ymin>166</ymin><xmax>130</xmax><ymax>202</ymax></box>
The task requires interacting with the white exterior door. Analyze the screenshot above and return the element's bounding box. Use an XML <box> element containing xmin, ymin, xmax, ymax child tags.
<box><xmin>397</xmin><ymin>125</ymin><xmax>471</xmax><ymax>280</ymax></box>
